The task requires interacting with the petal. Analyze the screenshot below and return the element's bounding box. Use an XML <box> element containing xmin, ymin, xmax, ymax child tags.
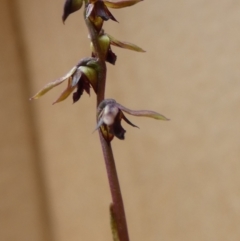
<box><xmin>106</xmin><ymin>48</ymin><xmax>117</xmax><ymax>65</ymax></box>
<box><xmin>72</xmin><ymin>81</ymin><xmax>84</xmax><ymax>103</ymax></box>
<box><xmin>86</xmin><ymin>58</ymin><xmax>101</xmax><ymax>71</ymax></box>
<box><xmin>30</xmin><ymin>66</ymin><xmax>77</xmax><ymax>100</ymax></box>
<box><xmin>86</xmin><ymin>3</ymin><xmax>94</xmax><ymax>18</ymax></box>
<box><xmin>71</xmin><ymin>68</ymin><xmax>82</xmax><ymax>87</ymax></box>
<box><xmin>82</xmin><ymin>78</ymin><xmax>91</xmax><ymax>95</ymax></box>
<box><xmin>96</xmin><ymin>101</ymin><xmax>115</xmax><ymax>141</ymax></box>
<box><xmin>97</xmin><ymin>108</ymin><xmax>126</xmax><ymax>140</ymax></box>
<box><xmin>102</xmin><ymin>103</ymin><xmax>119</xmax><ymax>125</ymax></box>
<box><xmin>104</xmin><ymin>0</ymin><xmax>143</xmax><ymax>9</ymax></box>
<box><xmin>95</xmin><ymin>1</ymin><xmax>118</xmax><ymax>22</ymax></box>
<box><xmin>117</xmin><ymin>103</ymin><xmax>170</xmax><ymax>121</ymax></box>
<box><xmin>95</xmin><ymin>116</ymin><xmax>104</xmax><ymax>132</ymax></box>
<box><xmin>86</xmin><ymin>3</ymin><xmax>104</xmax><ymax>32</ymax></box>
<box><xmin>111</xmin><ymin>112</ymin><xmax>126</xmax><ymax>140</ymax></box>
<box><xmin>107</xmin><ymin>34</ymin><xmax>145</xmax><ymax>52</ymax></box>
<box><xmin>76</xmin><ymin>57</ymin><xmax>97</xmax><ymax>67</ymax></box>
<box><xmin>98</xmin><ymin>99</ymin><xmax>116</xmax><ymax>111</ymax></box>
<box><xmin>52</xmin><ymin>77</ymin><xmax>76</xmax><ymax>104</ymax></box>
<box><xmin>122</xmin><ymin>112</ymin><xmax>139</xmax><ymax>128</ymax></box>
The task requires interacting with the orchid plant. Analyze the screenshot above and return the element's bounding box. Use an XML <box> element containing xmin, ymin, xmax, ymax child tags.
<box><xmin>30</xmin><ymin>1</ymin><xmax>168</xmax><ymax>240</ymax></box>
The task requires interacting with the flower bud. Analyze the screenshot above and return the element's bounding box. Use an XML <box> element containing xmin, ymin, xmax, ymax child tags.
<box><xmin>91</xmin><ymin>34</ymin><xmax>117</xmax><ymax>65</ymax></box>
<box><xmin>62</xmin><ymin>0</ymin><xmax>83</xmax><ymax>23</ymax></box>
<box><xmin>91</xmin><ymin>34</ymin><xmax>110</xmax><ymax>57</ymax></box>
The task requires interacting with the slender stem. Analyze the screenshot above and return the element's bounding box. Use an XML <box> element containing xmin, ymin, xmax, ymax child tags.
<box><xmin>99</xmin><ymin>134</ymin><xmax>129</xmax><ymax>241</ymax></box>
<box><xmin>84</xmin><ymin>2</ymin><xmax>130</xmax><ymax>241</ymax></box>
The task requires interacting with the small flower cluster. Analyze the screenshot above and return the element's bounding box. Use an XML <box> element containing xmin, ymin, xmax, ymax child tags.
<box><xmin>30</xmin><ymin>0</ymin><xmax>169</xmax><ymax>141</ymax></box>
<box><xmin>31</xmin><ymin>0</ymin><xmax>144</xmax><ymax>103</ymax></box>
<box><xmin>85</xmin><ymin>0</ymin><xmax>145</xmax><ymax>63</ymax></box>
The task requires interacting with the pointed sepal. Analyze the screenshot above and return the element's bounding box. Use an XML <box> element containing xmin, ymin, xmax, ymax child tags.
<box><xmin>52</xmin><ymin>77</ymin><xmax>76</xmax><ymax>104</ymax></box>
<box><xmin>117</xmin><ymin>103</ymin><xmax>170</xmax><ymax>121</ymax></box>
<box><xmin>107</xmin><ymin>34</ymin><xmax>145</xmax><ymax>52</ymax></box>
<box><xmin>104</xmin><ymin>0</ymin><xmax>143</xmax><ymax>9</ymax></box>
<box><xmin>30</xmin><ymin>67</ymin><xmax>77</xmax><ymax>100</ymax></box>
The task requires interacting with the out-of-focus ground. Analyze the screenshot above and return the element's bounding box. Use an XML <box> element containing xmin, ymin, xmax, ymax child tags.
<box><xmin>1</xmin><ymin>1</ymin><xmax>240</xmax><ymax>241</ymax></box>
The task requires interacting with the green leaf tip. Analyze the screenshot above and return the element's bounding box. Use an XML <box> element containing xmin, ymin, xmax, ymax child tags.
<box><xmin>110</xmin><ymin>204</ymin><xmax>120</xmax><ymax>241</ymax></box>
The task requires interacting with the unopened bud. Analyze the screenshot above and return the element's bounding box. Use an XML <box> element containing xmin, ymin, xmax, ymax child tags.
<box><xmin>62</xmin><ymin>0</ymin><xmax>83</xmax><ymax>23</ymax></box>
<box><xmin>91</xmin><ymin>34</ymin><xmax>110</xmax><ymax>57</ymax></box>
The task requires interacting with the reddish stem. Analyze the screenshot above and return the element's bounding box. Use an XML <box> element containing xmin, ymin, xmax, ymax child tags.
<box><xmin>84</xmin><ymin>2</ymin><xmax>130</xmax><ymax>241</ymax></box>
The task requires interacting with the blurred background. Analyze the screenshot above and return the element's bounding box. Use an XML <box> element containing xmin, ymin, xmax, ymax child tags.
<box><xmin>1</xmin><ymin>0</ymin><xmax>240</xmax><ymax>240</ymax></box>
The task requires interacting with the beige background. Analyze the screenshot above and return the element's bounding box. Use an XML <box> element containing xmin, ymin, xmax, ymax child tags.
<box><xmin>1</xmin><ymin>0</ymin><xmax>240</xmax><ymax>241</ymax></box>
